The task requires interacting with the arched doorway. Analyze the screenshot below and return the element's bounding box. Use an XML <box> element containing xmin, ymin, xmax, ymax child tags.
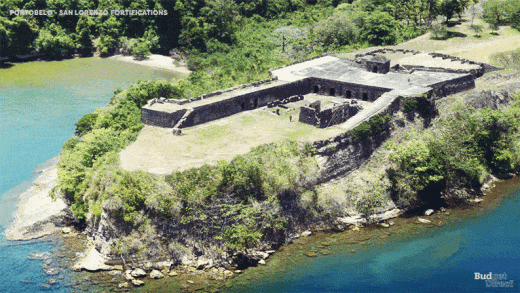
<box><xmin>372</xmin><ymin>66</ymin><xmax>378</xmax><ymax>73</ymax></box>
<box><xmin>330</xmin><ymin>88</ymin><xmax>335</xmax><ymax>96</ymax></box>
<box><xmin>346</xmin><ymin>90</ymin><xmax>352</xmax><ymax>98</ymax></box>
<box><xmin>313</xmin><ymin>85</ymin><xmax>319</xmax><ymax>93</ymax></box>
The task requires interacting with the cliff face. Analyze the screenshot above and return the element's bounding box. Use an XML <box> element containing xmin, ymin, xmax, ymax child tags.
<box><xmin>79</xmin><ymin>95</ymin><xmax>422</xmax><ymax>271</ymax></box>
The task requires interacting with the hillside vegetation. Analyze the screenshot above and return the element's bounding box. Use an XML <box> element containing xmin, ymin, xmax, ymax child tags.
<box><xmin>38</xmin><ymin>0</ymin><xmax>520</xmax><ymax>263</ymax></box>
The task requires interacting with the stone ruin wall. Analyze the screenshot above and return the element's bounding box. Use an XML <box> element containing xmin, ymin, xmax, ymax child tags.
<box><xmin>355</xmin><ymin>48</ymin><xmax>501</xmax><ymax>79</ymax></box>
<box><xmin>319</xmin><ymin>102</ymin><xmax>361</xmax><ymax>128</ymax></box>
<box><xmin>141</xmin><ymin>107</ymin><xmax>187</xmax><ymax>128</ymax></box>
<box><xmin>309</xmin><ymin>77</ymin><xmax>392</xmax><ymax>102</ymax></box>
<box><xmin>299</xmin><ymin>100</ymin><xmax>362</xmax><ymax>128</ymax></box>
<box><xmin>430</xmin><ymin>73</ymin><xmax>476</xmax><ymax>98</ymax></box>
<box><xmin>176</xmin><ymin>78</ymin><xmax>312</xmax><ymax>128</ymax></box>
<box><xmin>141</xmin><ymin>76</ymin><xmax>395</xmax><ymax>129</ymax></box>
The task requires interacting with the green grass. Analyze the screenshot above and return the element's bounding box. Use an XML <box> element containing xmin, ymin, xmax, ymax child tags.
<box><xmin>490</xmin><ymin>48</ymin><xmax>520</xmax><ymax>70</ymax></box>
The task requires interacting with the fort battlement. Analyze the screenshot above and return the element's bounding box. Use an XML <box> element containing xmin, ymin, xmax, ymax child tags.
<box><xmin>141</xmin><ymin>50</ymin><xmax>490</xmax><ymax>132</ymax></box>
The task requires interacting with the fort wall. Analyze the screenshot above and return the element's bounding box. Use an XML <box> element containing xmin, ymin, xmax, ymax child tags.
<box><xmin>309</xmin><ymin>77</ymin><xmax>392</xmax><ymax>102</ymax></box>
<box><xmin>177</xmin><ymin>79</ymin><xmax>312</xmax><ymax>128</ymax></box>
<box><xmin>430</xmin><ymin>73</ymin><xmax>475</xmax><ymax>98</ymax></box>
<box><xmin>141</xmin><ymin>107</ymin><xmax>187</xmax><ymax>128</ymax></box>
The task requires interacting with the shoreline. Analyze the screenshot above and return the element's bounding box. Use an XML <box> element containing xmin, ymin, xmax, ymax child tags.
<box><xmin>4</xmin><ymin>157</ymin><xmax>67</xmax><ymax>241</ymax></box>
<box><xmin>110</xmin><ymin>54</ymin><xmax>192</xmax><ymax>74</ymax></box>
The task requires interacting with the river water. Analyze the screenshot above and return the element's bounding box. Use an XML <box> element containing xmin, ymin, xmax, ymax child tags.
<box><xmin>0</xmin><ymin>57</ymin><xmax>180</xmax><ymax>292</ymax></box>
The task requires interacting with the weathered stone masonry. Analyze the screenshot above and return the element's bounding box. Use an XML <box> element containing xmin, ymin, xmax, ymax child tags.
<box><xmin>141</xmin><ymin>51</ymin><xmax>495</xmax><ymax>130</ymax></box>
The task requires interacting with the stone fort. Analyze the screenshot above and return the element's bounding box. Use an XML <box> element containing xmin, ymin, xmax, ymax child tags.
<box><xmin>141</xmin><ymin>49</ymin><xmax>497</xmax><ymax>132</ymax></box>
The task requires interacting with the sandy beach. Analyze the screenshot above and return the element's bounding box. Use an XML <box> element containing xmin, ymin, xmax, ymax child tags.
<box><xmin>4</xmin><ymin>158</ymin><xmax>67</xmax><ymax>241</ymax></box>
<box><xmin>110</xmin><ymin>54</ymin><xmax>191</xmax><ymax>74</ymax></box>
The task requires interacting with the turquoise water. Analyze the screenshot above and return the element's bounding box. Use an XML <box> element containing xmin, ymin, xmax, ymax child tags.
<box><xmin>0</xmin><ymin>58</ymin><xmax>178</xmax><ymax>292</ymax></box>
<box><xmin>227</xmin><ymin>189</ymin><xmax>520</xmax><ymax>293</ymax></box>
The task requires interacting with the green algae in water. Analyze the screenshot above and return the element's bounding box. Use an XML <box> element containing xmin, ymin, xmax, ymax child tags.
<box><xmin>0</xmin><ymin>58</ymin><xmax>184</xmax><ymax>88</ymax></box>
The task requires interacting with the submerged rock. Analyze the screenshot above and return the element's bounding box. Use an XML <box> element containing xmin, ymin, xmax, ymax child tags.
<box><xmin>305</xmin><ymin>251</ymin><xmax>318</xmax><ymax>257</ymax></box>
<box><xmin>417</xmin><ymin>218</ymin><xmax>431</xmax><ymax>224</ymax></box>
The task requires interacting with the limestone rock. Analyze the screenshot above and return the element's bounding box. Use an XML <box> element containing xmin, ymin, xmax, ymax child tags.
<box><xmin>118</xmin><ymin>282</ymin><xmax>130</xmax><ymax>289</ymax></box>
<box><xmin>469</xmin><ymin>198</ymin><xmax>483</xmax><ymax>203</ymax></box>
<box><xmin>380</xmin><ymin>223</ymin><xmax>390</xmax><ymax>228</ymax></box>
<box><xmin>417</xmin><ymin>218</ymin><xmax>431</xmax><ymax>224</ymax></box>
<box><xmin>258</xmin><ymin>259</ymin><xmax>266</xmax><ymax>265</ymax></box>
<box><xmin>131</xmin><ymin>268</ymin><xmax>147</xmax><ymax>278</ymax></box>
<box><xmin>388</xmin><ymin>220</ymin><xmax>395</xmax><ymax>226</ymax></box>
<box><xmin>62</xmin><ymin>227</ymin><xmax>72</xmax><ymax>234</ymax></box>
<box><xmin>154</xmin><ymin>261</ymin><xmax>172</xmax><ymax>270</ymax></box>
<box><xmin>150</xmin><ymin>270</ymin><xmax>165</xmax><ymax>279</ymax></box>
<box><xmin>131</xmin><ymin>279</ymin><xmax>144</xmax><ymax>286</ymax></box>
<box><xmin>72</xmin><ymin>246</ymin><xmax>112</xmax><ymax>272</ymax></box>
<box><xmin>169</xmin><ymin>271</ymin><xmax>178</xmax><ymax>277</ymax></box>
<box><xmin>196</xmin><ymin>257</ymin><xmax>212</xmax><ymax>269</ymax></box>
<box><xmin>301</xmin><ymin>231</ymin><xmax>312</xmax><ymax>237</ymax></box>
<box><xmin>265</xmin><ymin>250</ymin><xmax>275</xmax><ymax>255</ymax></box>
<box><xmin>256</xmin><ymin>251</ymin><xmax>269</xmax><ymax>260</ymax></box>
<box><xmin>424</xmin><ymin>209</ymin><xmax>434</xmax><ymax>216</ymax></box>
<box><xmin>124</xmin><ymin>270</ymin><xmax>134</xmax><ymax>281</ymax></box>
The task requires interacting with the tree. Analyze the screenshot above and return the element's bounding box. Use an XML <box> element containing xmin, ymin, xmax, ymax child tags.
<box><xmin>313</xmin><ymin>11</ymin><xmax>359</xmax><ymax>49</ymax></box>
<box><xmin>468</xmin><ymin>1</ymin><xmax>484</xmax><ymax>27</ymax></box>
<box><xmin>471</xmin><ymin>24</ymin><xmax>484</xmax><ymax>36</ymax></box>
<box><xmin>269</xmin><ymin>26</ymin><xmax>308</xmax><ymax>53</ymax></box>
<box><xmin>200</xmin><ymin>0</ymin><xmax>241</xmax><ymax>44</ymax></box>
<box><xmin>132</xmin><ymin>41</ymin><xmax>151</xmax><ymax>60</ymax></box>
<box><xmin>36</xmin><ymin>23</ymin><xmax>75</xmax><ymax>58</ymax></box>
<box><xmin>98</xmin><ymin>16</ymin><xmax>121</xmax><ymax>55</ymax></box>
<box><xmin>362</xmin><ymin>11</ymin><xmax>400</xmax><ymax>46</ymax></box>
<box><xmin>430</xmin><ymin>15</ymin><xmax>448</xmax><ymax>39</ymax></box>
<box><xmin>76</xmin><ymin>15</ymin><xmax>95</xmax><ymax>56</ymax></box>
<box><xmin>1</xmin><ymin>17</ymin><xmax>38</xmax><ymax>57</ymax></box>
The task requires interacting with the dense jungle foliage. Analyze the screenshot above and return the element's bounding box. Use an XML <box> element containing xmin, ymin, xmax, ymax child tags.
<box><xmin>3</xmin><ymin>0</ymin><xmax>518</xmax><ymax>61</ymax></box>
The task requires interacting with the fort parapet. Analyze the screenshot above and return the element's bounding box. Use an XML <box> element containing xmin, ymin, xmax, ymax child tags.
<box><xmin>141</xmin><ymin>51</ymin><xmax>491</xmax><ymax>131</ymax></box>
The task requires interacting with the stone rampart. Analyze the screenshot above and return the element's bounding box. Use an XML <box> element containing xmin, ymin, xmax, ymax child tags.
<box><xmin>310</xmin><ymin>77</ymin><xmax>392</xmax><ymax>101</ymax></box>
<box><xmin>141</xmin><ymin>107</ymin><xmax>187</xmax><ymax>128</ymax></box>
<box><xmin>430</xmin><ymin>73</ymin><xmax>475</xmax><ymax>97</ymax></box>
<box><xmin>176</xmin><ymin>78</ymin><xmax>312</xmax><ymax>128</ymax></box>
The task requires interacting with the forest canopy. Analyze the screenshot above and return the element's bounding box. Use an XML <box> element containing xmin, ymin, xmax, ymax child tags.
<box><xmin>3</xmin><ymin>0</ymin><xmax>517</xmax><ymax>61</ymax></box>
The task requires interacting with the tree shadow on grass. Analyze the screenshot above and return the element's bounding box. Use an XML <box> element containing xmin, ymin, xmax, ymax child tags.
<box><xmin>431</xmin><ymin>31</ymin><xmax>467</xmax><ymax>40</ymax></box>
<box><xmin>0</xmin><ymin>62</ymin><xmax>14</xmax><ymax>69</ymax></box>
